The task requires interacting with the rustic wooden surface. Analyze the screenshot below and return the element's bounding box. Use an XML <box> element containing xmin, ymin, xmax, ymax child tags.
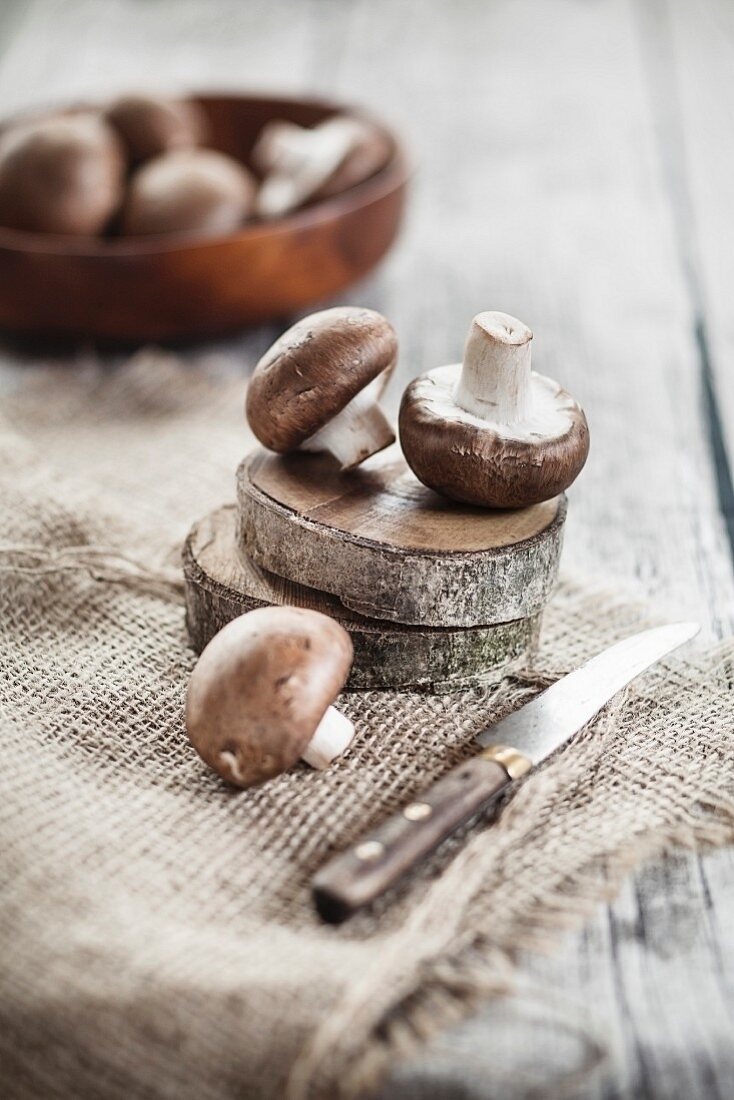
<box><xmin>184</xmin><ymin>505</ymin><xmax>540</xmax><ymax>690</ymax></box>
<box><xmin>0</xmin><ymin>1</ymin><xmax>732</xmax><ymax>1098</ymax></box>
<box><xmin>237</xmin><ymin>448</ymin><xmax>566</xmax><ymax>625</ymax></box>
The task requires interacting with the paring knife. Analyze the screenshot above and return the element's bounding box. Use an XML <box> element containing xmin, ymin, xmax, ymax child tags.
<box><xmin>312</xmin><ymin>622</ymin><xmax>700</xmax><ymax>923</ymax></box>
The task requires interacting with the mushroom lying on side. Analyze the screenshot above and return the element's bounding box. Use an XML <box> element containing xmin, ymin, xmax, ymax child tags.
<box><xmin>105</xmin><ymin>93</ymin><xmax>207</xmax><ymax>165</ymax></box>
<box><xmin>399</xmin><ymin>311</ymin><xmax>589</xmax><ymax>509</ymax></box>
<box><xmin>186</xmin><ymin>606</ymin><xmax>355</xmax><ymax>788</ymax></box>
<box><xmin>246</xmin><ymin>306</ymin><xmax>397</xmax><ymax>469</ymax></box>
<box><xmin>252</xmin><ymin>115</ymin><xmax>390</xmax><ymax>219</ymax></box>
<box><xmin>120</xmin><ymin>148</ymin><xmax>256</xmax><ymax>237</ymax></box>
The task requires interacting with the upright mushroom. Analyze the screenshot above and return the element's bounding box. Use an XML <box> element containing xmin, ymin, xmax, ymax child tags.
<box><xmin>185</xmin><ymin>606</ymin><xmax>355</xmax><ymax>788</ymax></box>
<box><xmin>252</xmin><ymin>115</ymin><xmax>390</xmax><ymax>219</ymax></box>
<box><xmin>246</xmin><ymin>307</ymin><xmax>397</xmax><ymax>469</ymax></box>
<box><xmin>399</xmin><ymin>311</ymin><xmax>589</xmax><ymax>509</ymax></box>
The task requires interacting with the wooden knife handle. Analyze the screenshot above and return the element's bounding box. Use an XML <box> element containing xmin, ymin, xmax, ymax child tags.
<box><xmin>312</xmin><ymin>753</ymin><xmax>517</xmax><ymax>923</ymax></box>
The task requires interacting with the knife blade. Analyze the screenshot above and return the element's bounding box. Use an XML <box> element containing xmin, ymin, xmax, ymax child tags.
<box><xmin>312</xmin><ymin>621</ymin><xmax>699</xmax><ymax>923</ymax></box>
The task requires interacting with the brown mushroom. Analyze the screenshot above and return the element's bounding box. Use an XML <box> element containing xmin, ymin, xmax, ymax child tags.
<box><xmin>185</xmin><ymin>606</ymin><xmax>355</xmax><ymax>788</ymax></box>
<box><xmin>399</xmin><ymin>311</ymin><xmax>590</xmax><ymax>509</ymax></box>
<box><xmin>120</xmin><ymin>148</ymin><xmax>256</xmax><ymax>237</ymax></box>
<box><xmin>252</xmin><ymin>115</ymin><xmax>390</xmax><ymax>219</ymax></box>
<box><xmin>246</xmin><ymin>306</ymin><xmax>397</xmax><ymax>469</ymax></box>
<box><xmin>105</xmin><ymin>93</ymin><xmax>206</xmax><ymax>165</ymax></box>
<box><xmin>0</xmin><ymin>112</ymin><xmax>125</xmax><ymax>235</ymax></box>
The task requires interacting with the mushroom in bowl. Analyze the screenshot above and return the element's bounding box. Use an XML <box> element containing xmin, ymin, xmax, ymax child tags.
<box><xmin>253</xmin><ymin>114</ymin><xmax>390</xmax><ymax>219</ymax></box>
<box><xmin>0</xmin><ymin>112</ymin><xmax>125</xmax><ymax>235</ymax></box>
<box><xmin>120</xmin><ymin>148</ymin><xmax>257</xmax><ymax>237</ymax></box>
<box><xmin>399</xmin><ymin>311</ymin><xmax>589</xmax><ymax>509</ymax></box>
<box><xmin>105</xmin><ymin>93</ymin><xmax>207</xmax><ymax>165</ymax></box>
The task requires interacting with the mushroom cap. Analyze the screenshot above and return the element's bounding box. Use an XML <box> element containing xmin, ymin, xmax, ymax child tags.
<box><xmin>120</xmin><ymin>148</ymin><xmax>256</xmax><ymax>237</ymax></box>
<box><xmin>399</xmin><ymin>365</ymin><xmax>590</xmax><ymax>508</ymax></box>
<box><xmin>0</xmin><ymin>112</ymin><xmax>125</xmax><ymax>235</ymax></box>
<box><xmin>246</xmin><ymin>307</ymin><xmax>398</xmax><ymax>453</ymax></box>
<box><xmin>185</xmin><ymin>606</ymin><xmax>354</xmax><ymax>788</ymax></box>
<box><xmin>106</xmin><ymin>93</ymin><xmax>206</xmax><ymax>164</ymax></box>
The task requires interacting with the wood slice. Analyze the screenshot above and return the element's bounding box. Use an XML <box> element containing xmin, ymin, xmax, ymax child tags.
<box><xmin>235</xmin><ymin>446</ymin><xmax>566</xmax><ymax>627</ymax></box>
<box><xmin>183</xmin><ymin>506</ymin><xmax>540</xmax><ymax>693</ymax></box>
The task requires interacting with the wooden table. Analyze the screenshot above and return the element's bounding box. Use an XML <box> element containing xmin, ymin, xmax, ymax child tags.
<box><xmin>1</xmin><ymin>1</ymin><xmax>732</xmax><ymax>1096</ymax></box>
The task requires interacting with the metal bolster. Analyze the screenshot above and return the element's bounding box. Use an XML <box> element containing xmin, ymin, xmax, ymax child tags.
<box><xmin>479</xmin><ymin>744</ymin><xmax>532</xmax><ymax>779</ymax></box>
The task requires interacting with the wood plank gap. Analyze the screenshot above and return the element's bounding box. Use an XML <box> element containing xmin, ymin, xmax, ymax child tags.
<box><xmin>694</xmin><ymin>852</ymin><xmax>734</xmax><ymax>1022</ymax></box>
<box><xmin>697</xmin><ymin>319</ymin><xmax>734</xmax><ymax>551</ymax></box>
<box><xmin>605</xmin><ymin>905</ymin><xmax>655</xmax><ymax>1100</ymax></box>
<box><xmin>635</xmin><ymin>0</ymin><xmax>734</xmax><ymax>570</ymax></box>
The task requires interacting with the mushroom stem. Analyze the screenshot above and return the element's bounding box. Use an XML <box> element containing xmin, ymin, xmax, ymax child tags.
<box><xmin>301</xmin><ymin>705</ymin><xmax>355</xmax><ymax>769</ymax></box>
<box><xmin>301</xmin><ymin>379</ymin><xmax>395</xmax><ymax>468</ymax></box>
<box><xmin>454</xmin><ymin>311</ymin><xmax>534</xmax><ymax>424</ymax></box>
<box><xmin>255</xmin><ymin>117</ymin><xmax>362</xmax><ymax>219</ymax></box>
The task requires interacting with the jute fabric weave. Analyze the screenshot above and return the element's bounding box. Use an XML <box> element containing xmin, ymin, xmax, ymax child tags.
<box><xmin>1</xmin><ymin>353</ymin><xmax>732</xmax><ymax>1099</ymax></box>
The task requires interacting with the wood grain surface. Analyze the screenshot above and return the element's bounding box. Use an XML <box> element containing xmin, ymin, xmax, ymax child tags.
<box><xmin>237</xmin><ymin>447</ymin><xmax>566</xmax><ymax>625</ymax></box>
<box><xmin>0</xmin><ymin>1</ymin><xmax>732</xmax><ymax>1098</ymax></box>
<box><xmin>247</xmin><ymin>445</ymin><xmax>561</xmax><ymax>552</ymax></box>
<box><xmin>183</xmin><ymin>505</ymin><xmax>540</xmax><ymax>691</ymax></box>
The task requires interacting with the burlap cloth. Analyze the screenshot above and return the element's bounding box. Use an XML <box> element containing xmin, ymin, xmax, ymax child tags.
<box><xmin>1</xmin><ymin>351</ymin><xmax>732</xmax><ymax>1100</ymax></box>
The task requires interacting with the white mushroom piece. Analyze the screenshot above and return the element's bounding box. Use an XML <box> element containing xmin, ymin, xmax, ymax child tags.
<box><xmin>399</xmin><ymin>311</ymin><xmax>590</xmax><ymax>509</ymax></box>
<box><xmin>185</xmin><ymin>606</ymin><xmax>355</xmax><ymax>788</ymax></box>
<box><xmin>246</xmin><ymin>306</ymin><xmax>397</xmax><ymax>469</ymax></box>
<box><xmin>252</xmin><ymin>115</ymin><xmax>390</xmax><ymax>219</ymax></box>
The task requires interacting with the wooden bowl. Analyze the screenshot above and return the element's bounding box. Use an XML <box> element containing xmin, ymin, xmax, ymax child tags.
<box><xmin>0</xmin><ymin>93</ymin><xmax>409</xmax><ymax>341</ymax></box>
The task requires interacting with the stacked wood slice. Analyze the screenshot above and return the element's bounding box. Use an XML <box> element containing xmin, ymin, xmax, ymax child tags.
<box><xmin>183</xmin><ymin>444</ymin><xmax>566</xmax><ymax>692</ymax></box>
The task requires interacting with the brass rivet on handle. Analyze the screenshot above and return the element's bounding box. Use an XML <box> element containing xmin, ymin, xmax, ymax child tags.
<box><xmin>355</xmin><ymin>840</ymin><xmax>384</xmax><ymax>862</ymax></box>
<box><xmin>403</xmin><ymin>801</ymin><xmax>432</xmax><ymax>821</ymax></box>
<box><xmin>480</xmin><ymin>744</ymin><xmax>532</xmax><ymax>779</ymax></box>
